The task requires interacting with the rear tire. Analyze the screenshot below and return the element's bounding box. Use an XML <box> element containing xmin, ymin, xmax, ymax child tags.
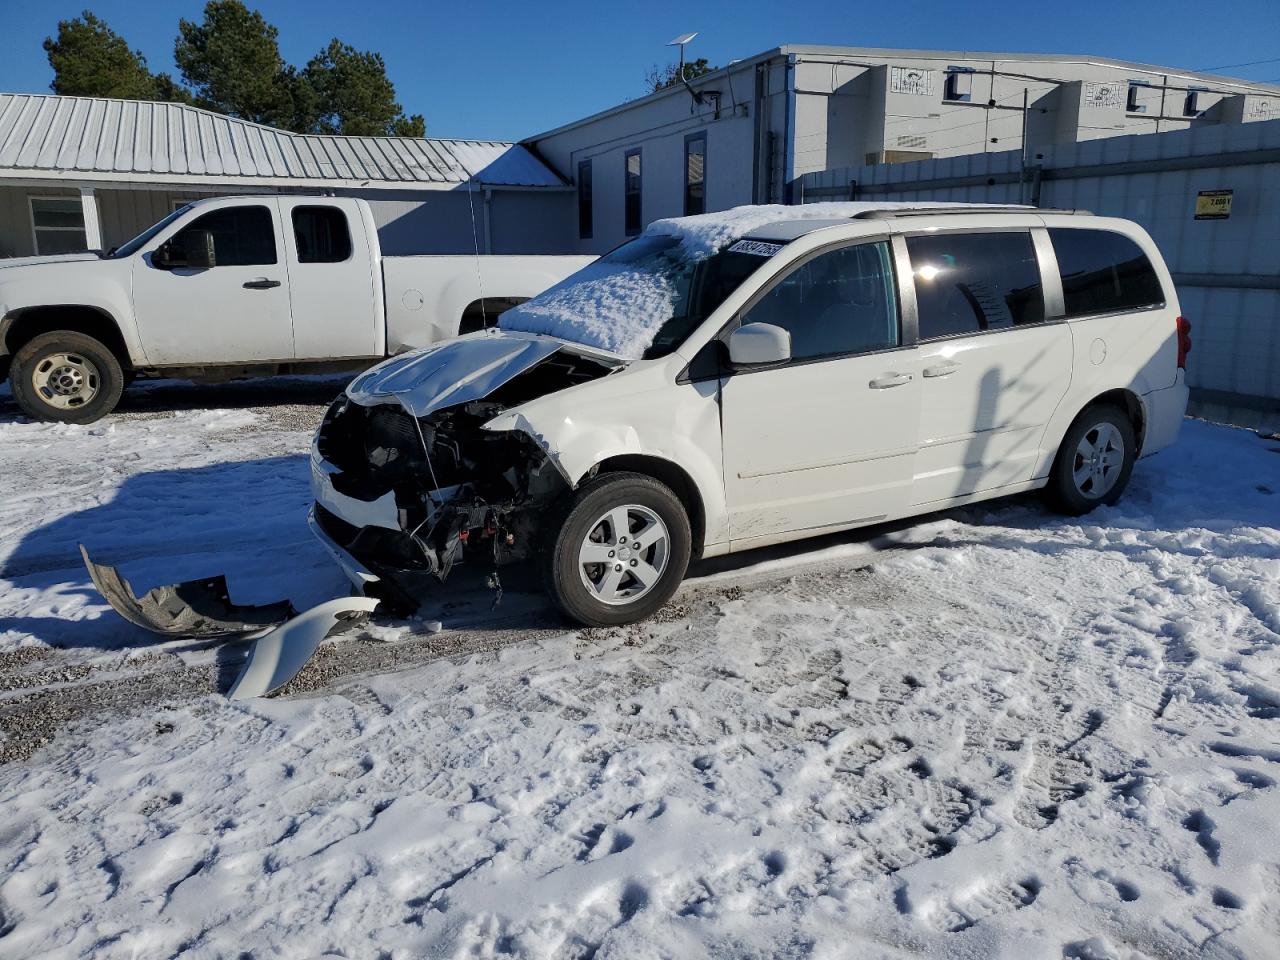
<box><xmin>1044</xmin><ymin>404</ymin><xmax>1136</xmax><ymax>516</ymax></box>
<box><xmin>544</xmin><ymin>472</ymin><xmax>692</xmax><ymax>627</ymax></box>
<box><xmin>10</xmin><ymin>331</ymin><xmax>125</xmax><ymax>424</ymax></box>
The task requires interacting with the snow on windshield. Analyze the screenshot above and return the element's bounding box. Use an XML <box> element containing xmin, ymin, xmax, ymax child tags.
<box><xmin>499</xmin><ymin>202</ymin><xmax>999</xmax><ymax>358</ymax></box>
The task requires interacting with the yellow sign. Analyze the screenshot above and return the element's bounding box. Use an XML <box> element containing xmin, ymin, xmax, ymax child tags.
<box><xmin>1195</xmin><ymin>189</ymin><xmax>1233</xmax><ymax>220</ymax></box>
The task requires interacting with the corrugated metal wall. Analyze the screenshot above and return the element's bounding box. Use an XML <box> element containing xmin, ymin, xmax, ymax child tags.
<box><xmin>799</xmin><ymin>119</ymin><xmax>1280</xmax><ymax>425</ymax></box>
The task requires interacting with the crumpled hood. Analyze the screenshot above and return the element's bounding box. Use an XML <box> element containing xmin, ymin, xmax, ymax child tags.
<box><xmin>346</xmin><ymin>330</ymin><xmax>622</xmax><ymax>418</ymax></box>
<box><xmin>0</xmin><ymin>252</ymin><xmax>100</xmax><ymax>271</ymax></box>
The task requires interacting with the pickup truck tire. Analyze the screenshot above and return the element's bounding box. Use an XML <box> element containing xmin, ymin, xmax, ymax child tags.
<box><xmin>544</xmin><ymin>472</ymin><xmax>692</xmax><ymax>627</ymax></box>
<box><xmin>10</xmin><ymin>331</ymin><xmax>125</xmax><ymax>424</ymax></box>
<box><xmin>1044</xmin><ymin>403</ymin><xmax>1136</xmax><ymax>516</ymax></box>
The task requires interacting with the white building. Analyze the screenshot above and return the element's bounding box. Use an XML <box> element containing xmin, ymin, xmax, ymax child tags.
<box><xmin>0</xmin><ymin>93</ymin><xmax>576</xmax><ymax>260</ymax></box>
<box><xmin>525</xmin><ymin>44</ymin><xmax>1280</xmax><ymax>252</ymax></box>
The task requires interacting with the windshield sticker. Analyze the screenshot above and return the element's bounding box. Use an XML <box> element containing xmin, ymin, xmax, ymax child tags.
<box><xmin>728</xmin><ymin>239</ymin><xmax>785</xmax><ymax>257</ymax></box>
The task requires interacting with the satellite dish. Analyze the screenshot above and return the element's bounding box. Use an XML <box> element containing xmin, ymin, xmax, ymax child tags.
<box><xmin>668</xmin><ymin>32</ymin><xmax>698</xmax><ymax>47</ymax></box>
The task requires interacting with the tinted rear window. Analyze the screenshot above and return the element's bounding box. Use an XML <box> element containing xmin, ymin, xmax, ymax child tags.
<box><xmin>292</xmin><ymin>206</ymin><xmax>352</xmax><ymax>263</ymax></box>
<box><xmin>1049</xmin><ymin>228</ymin><xmax>1165</xmax><ymax>318</ymax></box>
<box><xmin>907</xmin><ymin>231</ymin><xmax>1045</xmax><ymax>340</ymax></box>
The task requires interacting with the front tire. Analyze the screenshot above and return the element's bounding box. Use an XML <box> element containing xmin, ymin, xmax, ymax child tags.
<box><xmin>1044</xmin><ymin>404</ymin><xmax>1136</xmax><ymax>516</ymax></box>
<box><xmin>10</xmin><ymin>331</ymin><xmax>125</xmax><ymax>424</ymax></box>
<box><xmin>545</xmin><ymin>472</ymin><xmax>692</xmax><ymax>627</ymax></box>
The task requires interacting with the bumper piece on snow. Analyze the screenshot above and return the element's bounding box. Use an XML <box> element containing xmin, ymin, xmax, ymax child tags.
<box><xmin>227</xmin><ymin>596</ymin><xmax>380</xmax><ymax>700</ymax></box>
<box><xmin>79</xmin><ymin>544</ymin><xmax>297</xmax><ymax>638</ymax></box>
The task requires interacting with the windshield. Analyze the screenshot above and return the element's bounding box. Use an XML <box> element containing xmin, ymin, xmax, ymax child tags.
<box><xmin>499</xmin><ymin>233</ymin><xmax>771</xmax><ymax>359</ymax></box>
<box><xmin>108</xmin><ymin>205</ymin><xmax>192</xmax><ymax>259</ymax></box>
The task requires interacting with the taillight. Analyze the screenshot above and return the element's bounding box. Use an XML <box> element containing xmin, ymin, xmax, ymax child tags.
<box><xmin>1176</xmin><ymin>316</ymin><xmax>1192</xmax><ymax>369</ymax></box>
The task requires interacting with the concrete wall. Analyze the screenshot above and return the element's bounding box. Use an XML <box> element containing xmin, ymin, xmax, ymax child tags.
<box><xmin>798</xmin><ymin>118</ymin><xmax>1280</xmax><ymax>427</ymax></box>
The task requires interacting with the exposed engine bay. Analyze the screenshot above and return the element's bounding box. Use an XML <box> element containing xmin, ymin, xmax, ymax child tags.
<box><xmin>312</xmin><ymin>351</ymin><xmax>617</xmax><ymax>612</ymax></box>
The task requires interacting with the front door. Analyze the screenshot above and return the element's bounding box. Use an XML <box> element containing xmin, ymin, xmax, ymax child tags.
<box><xmin>903</xmin><ymin>228</ymin><xmax>1073</xmax><ymax>505</ymax></box>
<box><xmin>720</xmin><ymin>240</ymin><xmax>920</xmax><ymax>543</ymax></box>
<box><xmin>131</xmin><ymin>199</ymin><xmax>294</xmax><ymax>365</ymax></box>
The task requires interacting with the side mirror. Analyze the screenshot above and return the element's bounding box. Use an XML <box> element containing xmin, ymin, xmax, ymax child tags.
<box><xmin>152</xmin><ymin>241</ymin><xmax>175</xmax><ymax>270</ymax></box>
<box><xmin>184</xmin><ymin>229</ymin><xmax>216</xmax><ymax>269</ymax></box>
<box><xmin>728</xmin><ymin>322</ymin><xmax>791</xmax><ymax>368</ymax></box>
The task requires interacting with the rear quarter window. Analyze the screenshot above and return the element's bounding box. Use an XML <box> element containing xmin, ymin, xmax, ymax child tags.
<box><xmin>1049</xmin><ymin>228</ymin><xmax>1165</xmax><ymax>318</ymax></box>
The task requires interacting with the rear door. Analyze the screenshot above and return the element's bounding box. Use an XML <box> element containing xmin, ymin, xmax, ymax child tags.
<box><xmin>131</xmin><ymin>199</ymin><xmax>294</xmax><ymax>364</ymax></box>
<box><xmin>902</xmin><ymin>225</ymin><xmax>1073</xmax><ymax>505</ymax></box>
<box><xmin>279</xmin><ymin>198</ymin><xmax>381</xmax><ymax>359</ymax></box>
<box><xmin>720</xmin><ymin>239</ymin><xmax>921</xmax><ymax>542</ymax></box>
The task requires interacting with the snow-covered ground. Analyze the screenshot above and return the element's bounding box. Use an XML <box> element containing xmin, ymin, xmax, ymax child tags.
<box><xmin>0</xmin><ymin>386</ymin><xmax>1278</xmax><ymax>959</ymax></box>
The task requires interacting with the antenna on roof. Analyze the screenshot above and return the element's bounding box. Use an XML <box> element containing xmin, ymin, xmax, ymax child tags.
<box><xmin>666</xmin><ymin>32</ymin><xmax>721</xmax><ymax>117</ymax></box>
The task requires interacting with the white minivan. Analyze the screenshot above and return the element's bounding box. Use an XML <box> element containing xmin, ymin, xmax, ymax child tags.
<box><xmin>309</xmin><ymin>203</ymin><xmax>1191</xmax><ymax>625</ymax></box>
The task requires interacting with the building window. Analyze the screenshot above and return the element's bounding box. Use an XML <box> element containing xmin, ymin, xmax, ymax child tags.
<box><xmin>1183</xmin><ymin>87</ymin><xmax>1206</xmax><ymax>117</ymax></box>
<box><xmin>292</xmin><ymin>206</ymin><xmax>352</xmax><ymax>263</ymax></box>
<box><xmin>624</xmin><ymin>148</ymin><xmax>642</xmax><ymax>236</ymax></box>
<box><xmin>577</xmin><ymin>159</ymin><xmax>593</xmax><ymax>239</ymax></box>
<box><xmin>943</xmin><ymin>66</ymin><xmax>974</xmax><ymax>103</ymax></box>
<box><xmin>29</xmin><ymin>196</ymin><xmax>87</xmax><ymax>255</ymax></box>
<box><xmin>1126</xmin><ymin>81</ymin><xmax>1149</xmax><ymax>114</ymax></box>
<box><xmin>684</xmin><ymin>133</ymin><xmax>706</xmax><ymax>216</ymax></box>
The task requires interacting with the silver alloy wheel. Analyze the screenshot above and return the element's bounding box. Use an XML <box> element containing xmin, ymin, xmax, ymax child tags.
<box><xmin>578</xmin><ymin>503</ymin><xmax>671</xmax><ymax>606</ymax></box>
<box><xmin>1072</xmin><ymin>421</ymin><xmax>1125</xmax><ymax>499</ymax></box>
<box><xmin>31</xmin><ymin>352</ymin><xmax>101</xmax><ymax>410</ymax></box>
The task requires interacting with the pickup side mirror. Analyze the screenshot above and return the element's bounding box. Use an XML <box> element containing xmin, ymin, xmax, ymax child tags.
<box><xmin>728</xmin><ymin>322</ymin><xmax>792</xmax><ymax>368</ymax></box>
<box><xmin>152</xmin><ymin>241</ymin><xmax>176</xmax><ymax>270</ymax></box>
<box><xmin>184</xmin><ymin>230</ymin><xmax>216</xmax><ymax>270</ymax></box>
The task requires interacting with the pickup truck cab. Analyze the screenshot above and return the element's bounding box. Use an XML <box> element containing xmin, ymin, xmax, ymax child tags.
<box><xmin>0</xmin><ymin>195</ymin><xmax>593</xmax><ymax>422</ymax></box>
<box><xmin>309</xmin><ymin>202</ymin><xmax>1191</xmax><ymax>626</ymax></box>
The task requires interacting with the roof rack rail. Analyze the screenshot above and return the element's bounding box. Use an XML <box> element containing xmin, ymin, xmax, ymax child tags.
<box><xmin>850</xmin><ymin>206</ymin><xmax>1092</xmax><ymax>219</ymax></box>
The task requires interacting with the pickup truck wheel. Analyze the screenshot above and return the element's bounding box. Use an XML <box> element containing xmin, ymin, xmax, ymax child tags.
<box><xmin>1044</xmin><ymin>403</ymin><xmax>1136</xmax><ymax>516</ymax></box>
<box><xmin>545</xmin><ymin>472</ymin><xmax>692</xmax><ymax>627</ymax></box>
<box><xmin>10</xmin><ymin>331</ymin><xmax>125</xmax><ymax>424</ymax></box>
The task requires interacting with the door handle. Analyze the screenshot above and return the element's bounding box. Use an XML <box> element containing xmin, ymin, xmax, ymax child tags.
<box><xmin>868</xmin><ymin>372</ymin><xmax>913</xmax><ymax>389</ymax></box>
<box><xmin>243</xmin><ymin>278</ymin><xmax>282</xmax><ymax>290</ymax></box>
<box><xmin>923</xmin><ymin>360</ymin><xmax>961</xmax><ymax>378</ymax></box>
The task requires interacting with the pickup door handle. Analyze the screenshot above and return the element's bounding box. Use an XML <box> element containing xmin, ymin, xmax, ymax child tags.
<box><xmin>243</xmin><ymin>278</ymin><xmax>282</xmax><ymax>290</ymax></box>
<box><xmin>923</xmin><ymin>360</ymin><xmax>961</xmax><ymax>378</ymax></box>
<box><xmin>868</xmin><ymin>372</ymin><xmax>913</xmax><ymax>389</ymax></box>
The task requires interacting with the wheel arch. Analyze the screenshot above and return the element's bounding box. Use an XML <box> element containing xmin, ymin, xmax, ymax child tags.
<box><xmin>2</xmin><ymin>305</ymin><xmax>133</xmax><ymax>373</ymax></box>
<box><xmin>1077</xmin><ymin>387</ymin><xmax>1146</xmax><ymax>455</ymax></box>
<box><xmin>590</xmin><ymin>454</ymin><xmax>707</xmax><ymax>560</ymax></box>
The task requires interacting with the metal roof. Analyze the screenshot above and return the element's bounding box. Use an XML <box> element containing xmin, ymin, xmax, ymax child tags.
<box><xmin>0</xmin><ymin>93</ymin><xmax>566</xmax><ymax>190</ymax></box>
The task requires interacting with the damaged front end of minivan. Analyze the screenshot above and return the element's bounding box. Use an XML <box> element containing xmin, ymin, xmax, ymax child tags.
<box><xmin>309</xmin><ymin>332</ymin><xmax>623</xmax><ymax>613</ymax></box>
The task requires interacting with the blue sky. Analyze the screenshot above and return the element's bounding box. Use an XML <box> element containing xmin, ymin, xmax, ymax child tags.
<box><xmin>1</xmin><ymin>0</ymin><xmax>1277</xmax><ymax>140</ymax></box>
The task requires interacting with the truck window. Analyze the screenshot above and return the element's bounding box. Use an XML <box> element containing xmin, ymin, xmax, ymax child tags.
<box><xmin>292</xmin><ymin>206</ymin><xmax>352</xmax><ymax>263</ymax></box>
<box><xmin>907</xmin><ymin>231</ymin><xmax>1045</xmax><ymax>340</ymax></box>
<box><xmin>173</xmin><ymin>206</ymin><xmax>277</xmax><ymax>266</ymax></box>
<box><xmin>1048</xmin><ymin>228</ymin><xmax>1165</xmax><ymax>318</ymax></box>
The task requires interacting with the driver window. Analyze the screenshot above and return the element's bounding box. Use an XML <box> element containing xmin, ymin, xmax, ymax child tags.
<box><xmin>742</xmin><ymin>241</ymin><xmax>899</xmax><ymax>361</ymax></box>
<box><xmin>170</xmin><ymin>205</ymin><xmax>277</xmax><ymax>267</ymax></box>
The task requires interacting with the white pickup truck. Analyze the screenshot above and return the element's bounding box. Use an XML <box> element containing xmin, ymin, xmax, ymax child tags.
<box><xmin>0</xmin><ymin>195</ymin><xmax>593</xmax><ymax>423</ymax></box>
